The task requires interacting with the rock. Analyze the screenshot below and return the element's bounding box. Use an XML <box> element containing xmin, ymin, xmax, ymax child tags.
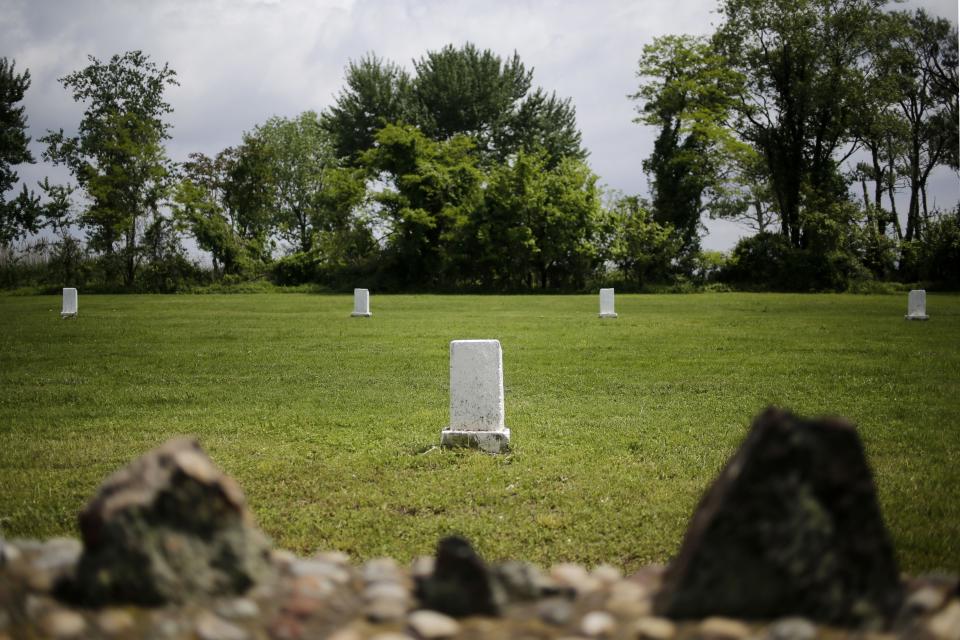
<box><xmin>216</xmin><ymin>597</ymin><xmax>261</xmax><ymax>620</ymax></box>
<box><xmin>411</xmin><ymin>556</ymin><xmax>435</xmax><ymax>579</ymax></box>
<box><xmin>415</xmin><ymin>536</ymin><xmax>504</xmax><ymax>617</ymax></box>
<box><xmin>195</xmin><ymin>611</ymin><xmax>249</xmax><ymax>640</ymax></box>
<box><xmin>654</xmin><ymin>408</ymin><xmax>902</xmax><ymax>626</ymax></box>
<box><xmin>96</xmin><ymin>609</ymin><xmax>135</xmax><ymax>636</ymax></box>
<box><xmin>928</xmin><ymin>601</ymin><xmax>960</xmax><ymax>640</ymax></box>
<box><xmin>633</xmin><ymin>616</ymin><xmax>677</xmax><ymax>640</ymax></box>
<box><xmin>365</xmin><ymin>596</ymin><xmax>409</xmax><ymax>623</ymax></box>
<box><xmin>766</xmin><ymin>617</ymin><xmax>817</xmax><ymax>640</ymax></box>
<box><xmin>538</xmin><ymin>598</ymin><xmax>574</xmax><ymax>626</ymax></box>
<box><xmin>408</xmin><ymin>609</ymin><xmax>461</xmax><ymax>639</ymax></box>
<box><xmin>607</xmin><ymin>581</ymin><xmax>652</xmax><ymax>618</ymax></box>
<box><xmin>40</xmin><ymin>610</ymin><xmax>86</xmax><ymax>638</ymax></box>
<box><xmin>580</xmin><ymin>610</ymin><xmax>616</xmax><ymax>637</ymax></box>
<box><xmin>0</xmin><ymin>539</ymin><xmax>21</xmax><ymax>564</ymax></box>
<box><xmin>70</xmin><ymin>438</ymin><xmax>272</xmax><ymax>605</ymax></box>
<box><xmin>27</xmin><ymin>538</ymin><xmax>82</xmax><ymax>592</ymax></box>
<box><xmin>493</xmin><ymin>560</ymin><xmax>552</xmax><ymax>601</ymax></box>
<box><xmin>699</xmin><ymin>616</ymin><xmax>751</xmax><ymax>639</ymax></box>
<box><xmin>290</xmin><ymin>558</ymin><xmax>351</xmax><ymax>584</ymax></box>
<box><xmin>905</xmin><ymin>586</ymin><xmax>948</xmax><ymax>615</ymax></box>
<box><xmin>363</xmin><ymin>557</ymin><xmax>404</xmax><ymax>584</ymax></box>
<box><xmin>550</xmin><ymin>563</ymin><xmax>601</xmax><ymax>594</ymax></box>
<box><xmin>591</xmin><ymin>564</ymin><xmax>622</xmax><ymax>584</ymax></box>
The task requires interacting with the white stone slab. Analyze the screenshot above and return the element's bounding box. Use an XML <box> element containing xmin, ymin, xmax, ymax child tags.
<box><xmin>905</xmin><ymin>289</ymin><xmax>929</xmax><ymax>320</ymax></box>
<box><xmin>599</xmin><ymin>288</ymin><xmax>617</xmax><ymax>318</ymax></box>
<box><xmin>441</xmin><ymin>339</ymin><xmax>510</xmax><ymax>453</ymax></box>
<box><xmin>351</xmin><ymin>288</ymin><xmax>371</xmax><ymax>317</ymax></box>
<box><xmin>61</xmin><ymin>288</ymin><xmax>78</xmax><ymax>318</ymax></box>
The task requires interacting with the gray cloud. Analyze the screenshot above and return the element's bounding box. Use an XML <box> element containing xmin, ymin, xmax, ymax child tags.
<box><xmin>3</xmin><ymin>0</ymin><xmax>957</xmax><ymax>251</ymax></box>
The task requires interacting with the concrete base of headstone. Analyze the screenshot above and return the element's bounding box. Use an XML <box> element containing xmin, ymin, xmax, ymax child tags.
<box><xmin>904</xmin><ymin>313</ymin><xmax>929</xmax><ymax>320</ymax></box>
<box><xmin>60</xmin><ymin>312</ymin><xmax>78</xmax><ymax>319</ymax></box>
<box><xmin>350</xmin><ymin>311</ymin><xmax>372</xmax><ymax>317</ymax></box>
<box><xmin>598</xmin><ymin>312</ymin><xmax>618</xmax><ymax>319</ymax></box>
<box><xmin>440</xmin><ymin>427</ymin><xmax>511</xmax><ymax>454</ymax></box>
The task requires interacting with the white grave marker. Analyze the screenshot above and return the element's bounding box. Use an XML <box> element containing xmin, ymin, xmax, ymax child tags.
<box><xmin>905</xmin><ymin>289</ymin><xmax>929</xmax><ymax>320</ymax></box>
<box><xmin>61</xmin><ymin>288</ymin><xmax>78</xmax><ymax>319</ymax></box>
<box><xmin>440</xmin><ymin>339</ymin><xmax>510</xmax><ymax>453</ymax></box>
<box><xmin>599</xmin><ymin>288</ymin><xmax>618</xmax><ymax>318</ymax></box>
<box><xmin>351</xmin><ymin>288</ymin><xmax>371</xmax><ymax>317</ymax></box>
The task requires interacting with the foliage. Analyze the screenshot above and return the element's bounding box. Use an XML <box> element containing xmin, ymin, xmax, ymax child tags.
<box><xmin>322</xmin><ymin>54</ymin><xmax>414</xmax><ymax>164</ymax></box>
<box><xmin>632</xmin><ymin>36</ymin><xmax>745</xmax><ymax>258</ymax></box>
<box><xmin>40</xmin><ymin>51</ymin><xmax>179</xmax><ymax>287</ymax></box>
<box><xmin>362</xmin><ymin>123</ymin><xmax>484</xmax><ymax>288</ymax></box>
<box><xmin>0</xmin><ymin>58</ymin><xmax>41</xmax><ymax>246</ymax></box>
<box><xmin>600</xmin><ymin>194</ymin><xmax>678</xmax><ymax>288</ymax></box>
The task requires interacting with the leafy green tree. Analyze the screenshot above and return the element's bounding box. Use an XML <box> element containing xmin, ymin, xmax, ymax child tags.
<box><xmin>322</xmin><ymin>54</ymin><xmax>414</xmax><ymax>164</ymax></box>
<box><xmin>41</xmin><ymin>51</ymin><xmax>178</xmax><ymax>287</ymax></box>
<box><xmin>632</xmin><ymin>35</ymin><xmax>745</xmax><ymax>260</ymax></box>
<box><xmin>253</xmin><ymin>111</ymin><xmax>357</xmax><ymax>254</ymax></box>
<box><xmin>714</xmin><ymin>0</ymin><xmax>884</xmax><ymax>248</ymax></box>
<box><xmin>0</xmin><ymin>58</ymin><xmax>41</xmax><ymax>246</ymax></box>
<box><xmin>882</xmin><ymin>10</ymin><xmax>958</xmax><ymax>241</ymax></box>
<box><xmin>362</xmin><ymin>123</ymin><xmax>483</xmax><ymax>288</ymax></box>
<box><xmin>601</xmin><ymin>194</ymin><xmax>678</xmax><ymax>287</ymax></box>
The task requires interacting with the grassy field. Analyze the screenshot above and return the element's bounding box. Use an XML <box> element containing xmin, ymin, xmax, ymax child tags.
<box><xmin>1</xmin><ymin>292</ymin><xmax>958</xmax><ymax>574</ymax></box>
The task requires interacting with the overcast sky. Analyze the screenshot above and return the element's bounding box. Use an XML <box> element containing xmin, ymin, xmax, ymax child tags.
<box><xmin>3</xmin><ymin>0</ymin><xmax>958</xmax><ymax>251</ymax></box>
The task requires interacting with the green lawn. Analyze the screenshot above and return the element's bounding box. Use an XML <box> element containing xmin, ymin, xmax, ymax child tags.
<box><xmin>1</xmin><ymin>292</ymin><xmax>958</xmax><ymax>574</ymax></box>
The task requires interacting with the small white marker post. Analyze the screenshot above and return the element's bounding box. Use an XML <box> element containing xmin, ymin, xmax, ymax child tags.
<box><xmin>61</xmin><ymin>288</ymin><xmax>78</xmax><ymax>319</ymax></box>
<box><xmin>441</xmin><ymin>340</ymin><xmax>510</xmax><ymax>453</ymax></box>
<box><xmin>351</xmin><ymin>288</ymin><xmax>371</xmax><ymax>317</ymax></box>
<box><xmin>599</xmin><ymin>288</ymin><xmax>618</xmax><ymax>318</ymax></box>
<box><xmin>905</xmin><ymin>289</ymin><xmax>929</xmax><ymax>320</ymax></box>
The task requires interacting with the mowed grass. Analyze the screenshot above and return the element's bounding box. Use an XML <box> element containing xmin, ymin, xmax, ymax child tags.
<box><xmin>0</xmin><ymin>292</ymin><xmax>958</xmax><ymax>574</ymax></box>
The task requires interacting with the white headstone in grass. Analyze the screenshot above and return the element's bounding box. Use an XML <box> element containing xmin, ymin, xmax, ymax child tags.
<box><xmin>905</xmin><ymin>289</ymin><xmax>929</xmax><ymax>320</ymax></box>
<box><xmin>61</xmin><ymin>288</ymin><xmax>78</xmax><ymax>319</ymax></box>
<box><xmin>441</xmin><ymin>339</ymin><xmax>510</xmax><ymax>453</ymax></box>
<box><xmin>599</xmin><ymin>288</ymin><xmax>618</xmax><ymax>318</ymax></box>
<box><xmin>351</xmin><ymin>288</ymin><xmax>371</xmax><ymax>317</ymax></box>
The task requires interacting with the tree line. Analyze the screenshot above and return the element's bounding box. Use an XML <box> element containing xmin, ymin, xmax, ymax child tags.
<box><xmin>1</xmin><ymin>0</ymin><xmax>958</xmax><ymax>293</ymax></box>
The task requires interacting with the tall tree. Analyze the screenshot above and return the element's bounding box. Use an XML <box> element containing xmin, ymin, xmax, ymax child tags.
<box><xmin>322</xmin><ymin>54</ymin><xmax>413</xmax><ymax>164</ymax></box>
<box><xmin>714</xmin><ymin>0</ymin><xmax>884</xmax><ymax>248</ymax></box>
<box><xmin>361</xmin><ymin>123</ymin><xmax>483</xmax><ymax>288</ymax></box>
<box><xmin>883</xmin><ymin>10</ymin><xmax>958</xmax><ymax>240</ymax></box>
<box><xmin>252</xmin><ymin>111</ymin><xmax>358</xmax><ymax>255</ymax></box>
<box><xmin>0</xmin><ymin>58</ymin><xmax>40</xmax><ymax>246</ymax></box>
<box><xmin>632</xmin><ymin>35</ymin><xmax>745</xmax><ymax>258</ymax></box>
<box><xmin>41</xmin><ymin>51</ymin><xmax>178</xmax><ymax>286</ymax></box>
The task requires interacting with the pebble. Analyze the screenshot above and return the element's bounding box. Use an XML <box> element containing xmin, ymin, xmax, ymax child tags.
<box><xmin>539</xmin><ymin>598</ymin><xmax>574</xmax><ymax>626</ymax></box>
<box><xmin>408</xmin><ymin>610</ymin><xmax>461</xmax><ymax>639</ymax></box>
<box><xmin>633</xmin><ymin>616</ymin><xmax>677</xmax><ymax>640</ymax></box>
<box><xmin>372</xmin><ymin>634</ymin><xmax>415</xmax><ymax>640</ymax></box>
<box><xmin>364</xmin><ymin>557</ymin><xmax>404</xmax><ymax>584</ymax></box>
<box><xmin>365</xmin><ymin>581</ymin><xmax>410</xmax><ymax>602</ymax></box>
<box><xmin>766</xmin><ymin>617</ymin><xmax>816</xmax><ymax>640</ymax></box>
<box><xmin>928</xmin><ymin>601</ymin><xmax>960</xmax><ymax>640</ymax></box>
<box><xmin>699</xmin><ymin>616</ymin><xmax>752</xmax><ymax>639</ymax></box>
<box><xmin>195</xmin><ymin>611</ymin><xmax>249</xmax><ymax>640</ymax></box>
<box><xmin>606</xmin><ymin>581</ymin><xmax>652</xmax><ymax>618</ymax></box>
<box><xmin>551</xmin><ymin>563</ymin><xmax>601</xmax><ymax>594</ymax></box>
<box><xmin>289</xmin><ymin>558</ymin><xmax>351</xmax><ymax>584</ymax></box>
<box><xmin>216</xmin><ymin>597</ymin><xmax>261</xmax><ymax>620</ymax></box>
<box><xmin>411</xmin><ymin>555</ymin><xmax>435</xmax><ymax>579</ymax></box>
<box><xmin>907</xmin><ymin>586</ymin><xmax>948</xmax><ymax>614</ymax></box>
<box><xmin>0</xmin><ymin>539</ymin><xmax>21</xmax><ymax>564</ymax></box>
<box><xmin>580</xmin><ymin>610</ymin><xmax>616</xmax><ymax>637</ymax></box>
<box><xmin>96</xmin><ymin>609</ymin><xmax>135</xmax><ymax>636</ymax></box>
<box><xmin>591</xmin><ymin>564</ymin><xmax>622</xmax><ymax>584</ymax></box>
<box><xmin>40</xmin><ymin>610</ymin><xmax>86</xmax><ymax>639</ymax></box>
<box><xmin>365</xmin><ymin>595</ymin><xmax>409</xmax><ymax>623</ymax></box>
<box><xmin>313</xmin><ymin>550</ymin><xmax>351</xmax><ymax>565</ymax></box>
